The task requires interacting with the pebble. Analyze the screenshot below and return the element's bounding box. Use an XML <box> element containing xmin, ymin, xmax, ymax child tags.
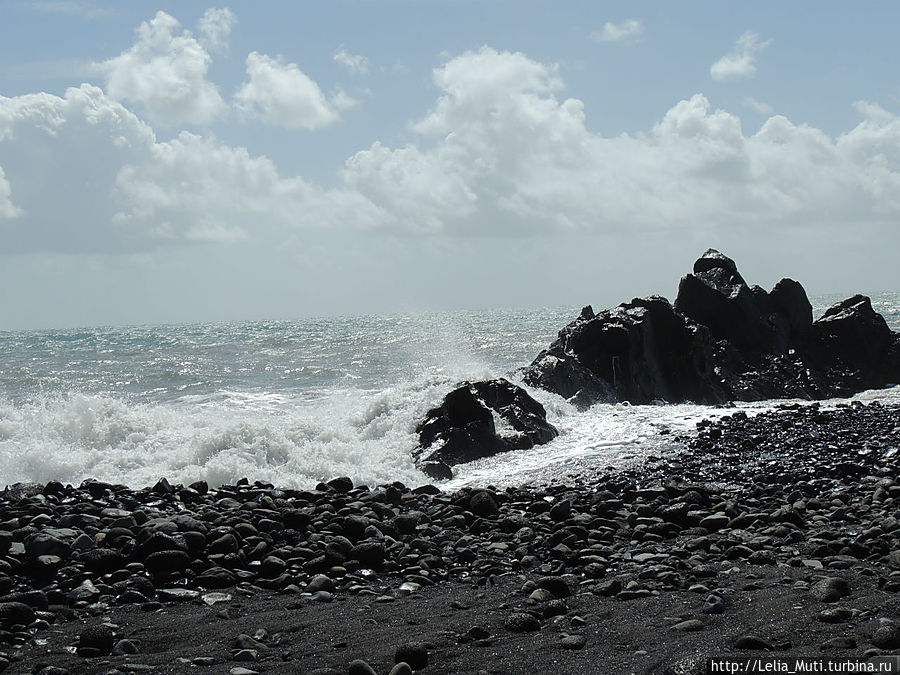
<box><xmin>504</xmin><ymin>613</ymin><xmax>541</xmax><ymax>633</ymax></box>
<box><xmin>347</xmin><ymin>659</ymin><xmax>378</xmax><ymax>675</ymax></box>
<box><xmin>671</xmin><ymin>619</ymin><xmax>705</xmax><ymax>632</ymax></box>
<box><xmin>306</xmin><ymin>575</ymin><xmax>336</xmax><ymax>594</ymax></box>
<box><xmin>559</xmin><ymin>634</ymin><xmax>586</xmax><ymax>649</ymax></box>
<box><xmin>702</xmin><ymin>594</ymin><xmax>725</xmax><ymax>614</ymax></box>
<box><xmin>112</xmin><ymin>639</ymin><xmax>139</xmax><ymax>655</ymax></box>
<box><xmin>77</xmin><ymin>624</ymin><xmax>116</xmax><ymax>656</ymax></box>
<box><xmin>733</xmin><ymin>635</ymin><xmax>775</xmax><ymax>650</ymax></box>
<box><xmin>817</xmin><ymin>607</ymin><xmax>852</xmax><ymax>623</ymax></box>
<box><xmin>810</xmin><ymin>577</ymin><xmax>851</xmax><ymax>603</ymax></box>
<box><xmin>871</xmin><ymin>625</ymin><xmax>900</xmax><ymax>649</ymax></box>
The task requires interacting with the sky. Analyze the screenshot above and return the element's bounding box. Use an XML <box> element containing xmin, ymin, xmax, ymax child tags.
<box><xmin>1</xmin><ymin>1</ymin><xmax>899</xmax><ymax>329</ymax></box>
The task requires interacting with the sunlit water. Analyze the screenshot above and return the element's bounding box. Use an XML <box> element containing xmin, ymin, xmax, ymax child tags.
<box><xmin>1</xmin><ymin>294</ymin><xmax>898</xmax><ymax>490</ymax></box>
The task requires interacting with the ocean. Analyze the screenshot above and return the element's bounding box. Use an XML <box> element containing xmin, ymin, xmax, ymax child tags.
<box><xmin>2</xmin><ymin>294</ymin><xmax>899</xmax><ymax>492</ymax></box>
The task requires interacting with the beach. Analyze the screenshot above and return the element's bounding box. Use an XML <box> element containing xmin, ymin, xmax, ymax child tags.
<box><xmin>2</xmin><ymin>399</ymin><xmax>899</xmax><ymax>673</ymax></box>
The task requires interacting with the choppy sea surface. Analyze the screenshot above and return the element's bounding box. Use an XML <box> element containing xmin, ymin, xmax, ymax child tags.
<box><xmin>2</xmin><ymin>294</ymin><xmax>899</xmax><ymax>491</ymax></box>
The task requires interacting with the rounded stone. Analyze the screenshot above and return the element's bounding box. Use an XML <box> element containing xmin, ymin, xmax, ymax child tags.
<box><xmin>872</xmin><ymin>625</ymin><xmax>900</xmax><ymax>649</ymax></box>
<box><xmin>78</xmin><ymin>624</ymin><xmax>116</xmax><ymax>655</ymax></box>
<box><xmin>504</xmin><ymin>612</ymin><xmax>541</xmax><ymax>633</ymax></box>
<box><xmin>348</xmin><ymin>659</ymin><xmax>378</xmax><ymax>675</ymax></box>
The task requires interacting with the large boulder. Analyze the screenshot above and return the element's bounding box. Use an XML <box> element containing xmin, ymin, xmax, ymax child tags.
<box><xmin>524</xmin><ymin>296</ymin><xmax>723</xmax><ymax>408</ymax></box>
<box><xmin>414</xmin><ymin>378</ymin><xmax>557</xmax><ymax>475</ymax></box>
<box><xmin>806</xmin><ymin>294</ymin><xmax>900</xmax><ymax>392</ymax></box>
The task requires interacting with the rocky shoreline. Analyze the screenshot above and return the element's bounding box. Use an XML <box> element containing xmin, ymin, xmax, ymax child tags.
<box><xmin>412</xmin><ymin>250</ymin><xmax>900</xmax><ymax>479</ymax></box>
<box><xmin>1</xmin><ymin>398</ymin><xmax>899</xmax><ymax>673</ymax></box>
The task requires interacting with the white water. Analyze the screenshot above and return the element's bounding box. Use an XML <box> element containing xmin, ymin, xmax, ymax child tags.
<box><xmin>1</xmin><ymin>299</ymin><xmax>898</xmax><ymax>491</ymax></box>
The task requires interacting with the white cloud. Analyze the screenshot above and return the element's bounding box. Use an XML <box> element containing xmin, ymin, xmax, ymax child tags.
<box><xmin>0</xmin><ymin>166</ymin><xmax>22</xmax><ymax>219</ymax></box>
<box><xmin>0</xmin><ymin>84</ymin><xmax>379</xmax><ymax>253</ymax></box>
<box><xmin>343</xmin><ymin>48</ymin><xmax>900</xmax><ymax>237</ymax></box>
<box><xmin>743</xmin><ymin>97</ymin><xmax>773</xmax><ymax>115</ymax></box>
<box><xmin>853</xmin><ymin>100</ymin><xmax>895</xmax><ymax>124</ymax></box>
<box><xmin>710</xmin><ymin>30</ymin><xmax>771</xmax><ymax>81</ymax></box>
<box><xmin>3</xmin><ymin>46</ymin><xmax>900</xmax><ymax>263</ymax></box>
<box><xmin>0</xmin><ymin>84</ymin><xmax>158</xmax><ymax>252</ymax></box>
<box><xmin>97</xmin><ymin>10</ymin><xmax>225</xmax><ymax>126</ymax></box>
<box><xmin>334</xmin><ymin>47</ymin><xmax>369</xmax><ymax>75</ymax></box>
<box><xmin>197</xmin><ymin>7</ymin><xmax>237</xmax><ymax>54</ymax></box>
<box><xmin>592</xmin><ymin>19</ymin><xmax>643</xmax><ymax>43</ymax></box>
<box><xmin>234</xmin><ymin>51</ymin><xmax>347</xmax><ymax>130</ymax></box>
<box><xmin>114</xmin><ymin>131</ymin><xmax>382</xmax><ymax>238</ymax></box>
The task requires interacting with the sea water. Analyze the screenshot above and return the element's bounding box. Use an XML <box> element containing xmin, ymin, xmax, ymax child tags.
<box><xmin>2</xmin><ymin>295</ymin><xmax>899</xmax><ymax>491</ymax></box>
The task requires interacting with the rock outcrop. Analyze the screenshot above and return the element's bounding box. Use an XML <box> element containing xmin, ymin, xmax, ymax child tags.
<box><xmin>414</xmin><ymin>249</ymin><xmax>900</xmax><ymax>475</ymax></box>
<box><xmin>414</xmin><ymin>379</ymin><xmax>558</xmax><ymax>479</ymax></box>
<box><xmin>524</xmin><ymin>249</ymin><xmax>900</xmax><ymax>407</ymax></box>
<box><xmin>524</xmin><ymin>296</ymin><xmax>724</xmax><ymax>407</ymax></box>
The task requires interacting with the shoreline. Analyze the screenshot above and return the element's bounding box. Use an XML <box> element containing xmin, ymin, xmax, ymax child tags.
<box><xmin>1</xmin><ymin>400</ymin><xmax>899</xmax><ymax>673</ymax></box>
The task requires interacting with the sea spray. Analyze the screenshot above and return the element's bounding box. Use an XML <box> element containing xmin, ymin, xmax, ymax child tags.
<box><xmin>2</xmin><ymin>300</ymin><xmax>899</xmax><ymax>490</ymax></box>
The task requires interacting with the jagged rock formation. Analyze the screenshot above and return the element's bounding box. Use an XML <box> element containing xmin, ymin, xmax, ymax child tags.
<box><xmin>525</xmin><ymin>249</ymin><xmax>900</xmax><ymax>407</ymax></box>
<box><xmin>414</xmin><ymin>379</ymin><xmax>558</xmax><ymax>479</ymax></box>
<box><xmin>414</xmin><ymin>249</ymin><xmax>900</xmax><ymax>476</ymax></box>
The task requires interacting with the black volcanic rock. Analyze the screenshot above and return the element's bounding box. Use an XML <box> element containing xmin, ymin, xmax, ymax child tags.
<box><xmin>523</xmin><ymin>249</ymin><xmax>899</xmax><ymax>408</ymax></box>
<box><xmin>674</xmin><ymin>248</ymin><xmax>811</xmax><ymax>354</ymax></box>
<box><xmin>414</xmin><ymin>378</ymin><xmax>557</xmax><ymax>473</ymax></box>
<box><xmin>525</xmin><ymin>295</ymin><xmax>723</xmax><ymax>408</ymax></box>
<box><xmin>414</xmin><ymin>249</ymin><xmax>898</xmax><ymax>468</ymax></box>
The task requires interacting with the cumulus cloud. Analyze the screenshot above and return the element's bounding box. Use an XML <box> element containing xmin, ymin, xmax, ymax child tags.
<box><xmin>97</xmin><ymin>10</ymin><xmax>225</xmax><ymax>126</ymax></box>
<box><xmin>0</xmin><ymin>84</ymin><xmax>379</xmax><ymax>253</ymax></box>
<box><xmin>592</xmin><ymin>19</ymin><xmax>643</xmax><ymax>43</ymax></box>
<box><xmin>114</xmin><ymin>131</ymin><xmax>382</xmax><ymax>238</ymax></box>
<box><xmin>343</xmin><ymin>47</ymin><xmax>900</xmax><ymax>236</ymax></box>
<box><xmin>743</xmin><ymin>97</ymin><xmax>773</xmax><ymax>114</ymax></box>
<box><xmin>197</xmin><ymin>7</ymin><xmax>237</xmax><ymax>54</ymax></box>
<box><xmin>334</xmin><ymin>47</ymin><xmax>369</xmax><ymax>75</ymax></box>
<box><xmin>3</xmin><ymin>46</ymin><xmax>900</xmax><ymax>261</ymax></box>
<box><xmin>234</xmin><ymin>51</ymin><xmax>349</xmax><ymax>130</ymax></box>
<box><xmin>710</xmin><ymin>30</ymin><xmax>771</xmax><ymax>81</ymax></box>
<box><xmin>0</xmin><ymin>84</ymin><xmax>157</xmax><ymax>252</ymax></box>
<box><xmin>0</xmin><ymin>166</ymin><xmax>22</xmax><ymax>219</ymax></box>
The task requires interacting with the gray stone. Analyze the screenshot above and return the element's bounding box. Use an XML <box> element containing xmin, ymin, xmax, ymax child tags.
<box><xmin>78</xmin><ymin>624</ymin><xmax>116</xmax><ymax>655</ymax></box>
<box><xmin>559</xmin><ymin>634</ymin><xmax>587</xmax><ymax>649</ymax></box>
<box><xmin>504</xmin><ymin>612</ymin><xmax>541</xmax><ymax>632</ymax></box>
<box><xmin>0</xmin><ymin>601</ymin><xmax>35</xmax><ymax>627</ymax></box>
<box><xmin>306</xmin><ymin>574</ymin><xmax>335</xmax><ymax>594</ymax></box>
<box><xmin>733</xmin><ymin>634</ymin><xmax>775</xmax><ymax>650</ymax></box>
<box><xmin>672</xmin><ymin>619</ymin><xmax>705</xmax><ymax>632</ymax></box>
<box><xmin>871</xmin><ymin>625</ymin><xmax>900</xmax><ymax>649</ymax></box>
<box><xmin>817</xmin><ymin>607</ymin><xmax>853</xmax><ymax>623</ymax></box>
<box><xmin>348</xmin><ymin>660</ymin><xmax>378</xmax><ymax>675</ymax></box>
<box><xmin>810</xmin><ymin>577</ymin><xmax>851</xmax><ymax>603</ymax></box>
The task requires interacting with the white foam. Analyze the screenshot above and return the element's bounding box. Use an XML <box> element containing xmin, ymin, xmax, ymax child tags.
<box><xmin>0</xmin><ymin>384</ymin><xmax>441</xmax><ymax>490</ymax></box>
<box><xmin>444</xmin><ymin>383</ymin><xmax>900</xmax><ymax>489</ymax></box>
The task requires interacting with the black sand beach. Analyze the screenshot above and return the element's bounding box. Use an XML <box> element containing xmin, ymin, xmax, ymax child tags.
<box><xmin>2</xmin><ymin>399</ymin><xmax>900</xmax><ymax>674</ymax></box>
